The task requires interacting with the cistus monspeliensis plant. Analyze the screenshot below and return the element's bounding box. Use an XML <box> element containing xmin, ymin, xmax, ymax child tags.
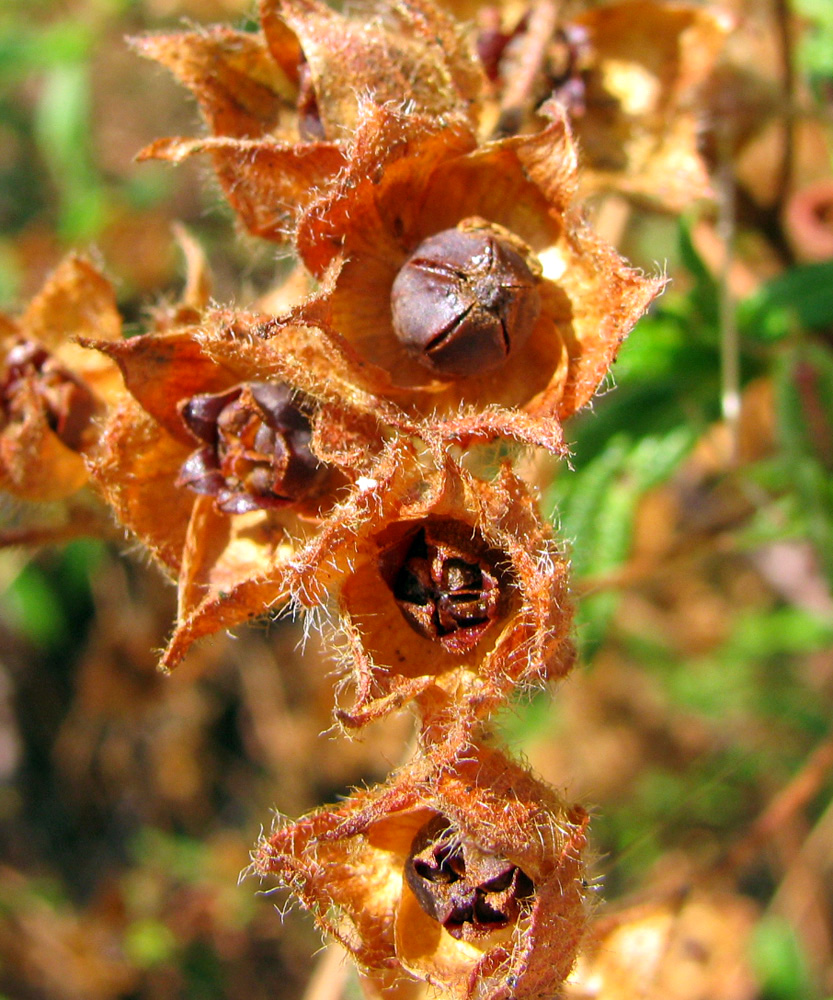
<box><xmin>1</xmin><ymin>0</ymin><xmax>731</xmax><ymax>996</ymax></box>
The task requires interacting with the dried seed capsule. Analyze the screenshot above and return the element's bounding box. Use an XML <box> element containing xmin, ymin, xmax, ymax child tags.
<box><xmin>1</xmin><ymin>338</ymin><xmax>97</xmax><ymax>450</ymax></box>
<box><xmin>381</xmin><ymin>522</ymin><xmax>503</xmax><ymax>654</ymax></box>
<box><xmin>390</xmin><ymin>223</ymin><xmax>541</xmax><ymax>378</ymax></box>
<box><xmin>176</xmin><ymin>381</ymin><xmax>327</xmax><ymax>514</ymax></box>
<box><xmin>405</xmin><ymin>814</ymin><xmax>535</xmax><ymax>942</ymax></box>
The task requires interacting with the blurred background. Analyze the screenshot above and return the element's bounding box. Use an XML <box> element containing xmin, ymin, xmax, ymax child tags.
<box><xmin>1</xmin><ymin>0</ymin><xmax>833</xmax><ymax>997</ymax></box>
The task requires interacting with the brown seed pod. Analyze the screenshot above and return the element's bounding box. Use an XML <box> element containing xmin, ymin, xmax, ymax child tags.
<box><xmin>177</xmin><ymin>381</ymin><xmax>328</xmax><ymax>515</ymax></box>
<box><xmin>2</xmin><ymin>339</ymin><xmax>98</xmax><ymax>452</ymax></box>
<box><xmin>405</xmin><ymin>814</ymin><xmax>535</xmax><ymax>941</ymax></box>
<box><xmin>391</xmin><ymin>223</ymin><xmax>541</xmax><ymax>378</ymax></box>
<box><xmin>253</xmin><ymin>743</ymin><xmax>590</xmax><ymax>1000</ymax></box>
<box><xmin>0</xmin><ymin>255</ymin><xmax>123</xmax><ymax>504</ymax></box>
<box><xmin>380</xmin><ymin>520</ymin><xmax>505</xmax><ymax>654</ymax></box>
<box><xmin>287</xmin><ymin>440</ymin><xmax>575</xmax><ymax>733</ymax></box>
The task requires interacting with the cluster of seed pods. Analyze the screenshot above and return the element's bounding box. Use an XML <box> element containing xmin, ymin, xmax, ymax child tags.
<box><xmin>0</xmin><ymin>0</ymin><xmax>729</xmax><ymax>996</ymax></box>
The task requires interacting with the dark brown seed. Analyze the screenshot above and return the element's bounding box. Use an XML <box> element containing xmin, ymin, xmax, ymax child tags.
<box><xmin>405</xmin><ymin>815</ymin><xmax>534</xmax><ymax>941</ymax></box>
<box><xmin>381</xmin><ymin>522</ymin><xmax>503</xmax><ymax>654</ymax></box>
<box><xmin>390</xmin><ymin>225</ymin><xmax>541</xmax><ymax>378</ymax></box>
<box><xmin>1</xmin><ymin>338</ymin><xmax>97</xmax><ymax>450</ymax></box>
<box><xmin>176</xmin><ymin>381</ymin><xmax>327</xmax><ymax>514</ymax></box>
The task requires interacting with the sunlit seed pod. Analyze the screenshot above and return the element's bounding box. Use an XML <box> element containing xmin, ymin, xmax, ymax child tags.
<box><xmin>253</xmin><ymin>743</ymin><xmax>590</xmax><ymax>1000</ymax></box>
<box><xmin>405</xmin><ymin>814</ymin><xmax>535</xmax><ymax>942</ymax></box>
<box><xmin>391</xmin><ymin>225</ymin><xmax>541</xmax><ymax>378</ymax></box>
<box><xmin>379</xmin><ymin>520</ymin><xmax>504</xmax><ymax>654</ymax></box>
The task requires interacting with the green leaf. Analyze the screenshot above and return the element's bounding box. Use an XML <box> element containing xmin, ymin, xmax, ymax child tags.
<box><xmin>5</xmin><ymin>564</ymin><xmax>69</xmax><ymax>650</ymax></box>
<box><xmin>774</xmin><ymin>344</ymin><xmax>833</xmax><ymax>586</ymax></box>
<box><xmin>33</xmin><ymin>62</ymin><xmax>107</xmax><ymax>239</ymax></box>
<box><xmin>554</xmin><ymin>429</ymin><xmax>696</xmax><ymax>657</ymax></box>
<box><xmin>751</xmin><ymin>916</ymin><xmax>814</xmax><ymax>1000</ymax></box>
<box><xmin>740</xmin><ymin>262</ymin><xmax>833</xmax><ymax>341</ymax></box>
<box><xmin>678</xmin><ymin>216</ymin><xmax>719</xmax><ymax>330</ymax></box>
<box><xmin>0</xmin><ymin>23</ymin><xmax>93</xmax><ymax>83</ymax></box>
<box><xmin>124</xmin><ymin>919</ymin><xmax>177</xmax><ymax>969</ymax></box>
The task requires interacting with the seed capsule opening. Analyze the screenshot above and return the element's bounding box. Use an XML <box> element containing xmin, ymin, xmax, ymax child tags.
<box><xmin>1</xmin><ymin>338</ymin><xmax>97</xmax><ymax>450</ymax></box>
<box><xmin>405</xmin><ymin>814</ymin><xmax>535</xmax><ymax>941</ymax></box>
<box><xmin>390</xmin><ymin>223</ymin><xmax>541</xmax><ymax>379</ymax></box>
<box><xmin>176</xmin><ymin>381</ymin><xmax>328</xmax><ymax>514</ymax></box>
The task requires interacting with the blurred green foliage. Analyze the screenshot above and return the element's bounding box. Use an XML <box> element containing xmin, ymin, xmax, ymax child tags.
<box><xmin>752</xmin><ymin>916</ymin><xmax>816</xmax><ymax>1000</ymax></box>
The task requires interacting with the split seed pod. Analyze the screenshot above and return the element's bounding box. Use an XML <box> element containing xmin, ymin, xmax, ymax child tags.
<box><xmin>87</xmin><ymin>314</ymin><xmax>385</xmax><ymax>671</ymax></box>
<box><xmin>288</xmin><ymin>440</ymin><xmax>574</xmax><ymax>733</ymax></box>
<box><xmin>253</xmin><ymin>743</ymin><xmax>589</xmax><ymax>1000</ymax></box>
<box><xmin>0</xmin><ymin>256</ymin><xmax>123</xmax><ymax>503</ymax></box>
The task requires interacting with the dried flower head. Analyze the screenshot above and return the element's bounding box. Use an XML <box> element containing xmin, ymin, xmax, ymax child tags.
<box><xmin>0</xmin><ymin>256</ymin><xmax>123</xmax><ymax>502</ymax></box>
<box><xmin>567</xmin><ymin>1</ymin><xmax>730</xmax><ymax>209</ymax></box>
<box><xmin>289</xmin><ymin>441</ymin><xmax>574</xmax><ymax>731</ymax></box>
<box><xmin>254</xmin><ymin>743</ymin><xmax>589</xmax><ymax>1000</ymax></box>
<box><xmin>288</xmin><ymin>102</ymin><xmax>663</xmax><ymax>450</ymax></box>
<box><xmin>475</xmin><ymin>0</ymin><xmax>730</xmax><ymax>210</ymax></box>
<box><xmin>135</xmin><ymin>0</ymin><xmax>483</xmax><ymax>242</ymax></box>
<box><xmin>87</xmin><ymin>315</ymin><xmax>384</xmax><ymax>670</ymax></box>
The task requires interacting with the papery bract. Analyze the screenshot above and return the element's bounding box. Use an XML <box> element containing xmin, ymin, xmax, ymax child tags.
<box><xmin>464</xmin><ymin>0</ymin><xmax>729</xmax><ymax>211</ymax></box>
<box><xmin>135</xmin><ymin>0</ymin><xmax>483</xmax><ymax>242</ymax></box>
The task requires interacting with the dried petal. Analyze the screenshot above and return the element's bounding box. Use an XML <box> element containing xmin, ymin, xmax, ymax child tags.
<box><xmin>131</xmin><ymin>28</ymin><xmax>294</xmax><ymax>139</ymax></box>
